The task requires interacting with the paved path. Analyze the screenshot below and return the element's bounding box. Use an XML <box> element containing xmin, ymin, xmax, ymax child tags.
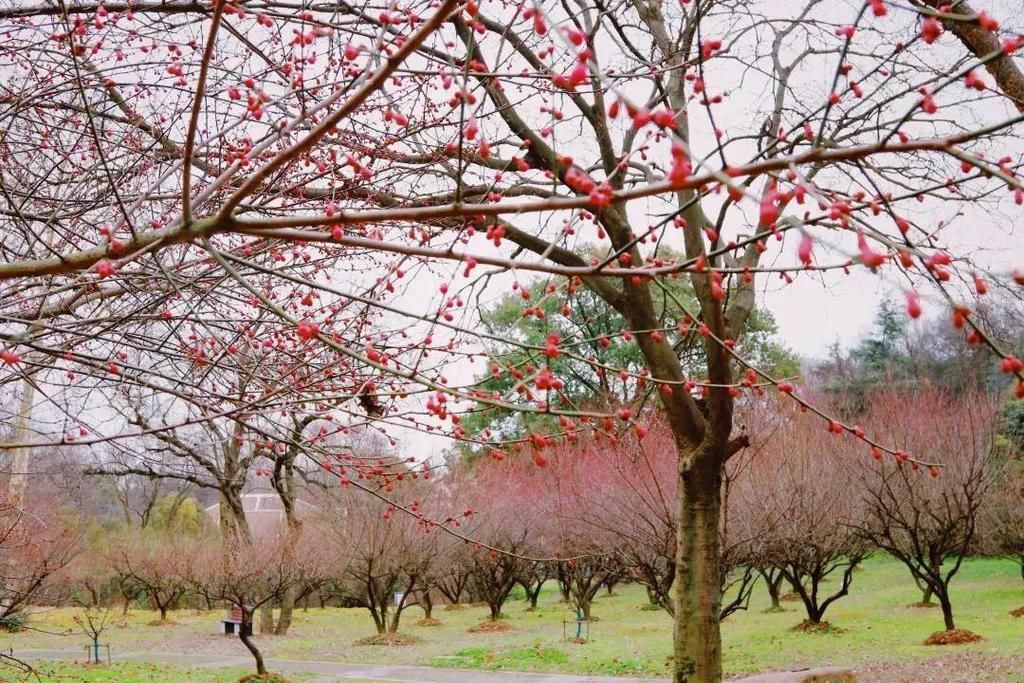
<box><xmin>13</xmin><ymin>649</ymin><xmax>669</xmax><ymax>682</ymax></box>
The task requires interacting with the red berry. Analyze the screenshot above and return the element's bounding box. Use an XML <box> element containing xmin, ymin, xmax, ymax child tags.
<box><xmin>921</xmin><ymin>17</ymin><xmax>942</xmax><ymax>44</ymax></box>
<box><xmin>95</xmin><ymin>260</ymin><xmax>116</xmax><ymax>278</ymax></box>
<box><xmin>905</xmin><ymin>291</ymin><xmax>922</xmax><ymax>319</ymax></box>
<box><xmin>297</xmin><ymin>321</ymin><xmax>319</xmax><ymax>341</ymax></box>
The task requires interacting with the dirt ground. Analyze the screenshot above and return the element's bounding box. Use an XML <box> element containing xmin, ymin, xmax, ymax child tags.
<box><xmin>855</xmin><ymin>651</ymin><xmax>1024</xmax><ymax>682</ymax></box>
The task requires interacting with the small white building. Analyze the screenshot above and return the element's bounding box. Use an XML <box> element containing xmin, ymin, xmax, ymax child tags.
<box><xmin>203</xmin><ymin>482</ymin><xmax>317</xmax><ymax>539</ymax></box>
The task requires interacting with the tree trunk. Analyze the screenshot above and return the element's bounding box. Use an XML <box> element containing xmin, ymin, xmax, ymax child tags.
<box><xmin>673</xmin><ymin>458</ymin><xmax>723</xmax><ymax>683</ymax></box>
<box><xmin>388</xmin><ymin>607</ymin><xmax>403</xmax><ymax>633</ymax></box>
<box><xmin>275</xmin><ymin>586</ymin><xmax>295</xmax><ymax>635</ymax></box>
<box><xmin>368</xmin><ymin>593</ymin><xmax>388</xmax><ymax>634</ymax></box>
<box><xmin>916</xmin><ymin>556</ymin><xmax>940</xmax><ymax>604</ymax></box>
<box><xmin>6</xmin><ymin>379</ymin><xmax>35</xmax><ymax>509</ymax></box>
<box><xmin>239</xmin><ymin>611</ymin><xmax>267</xmax><ymax>676</ymax></box>
<box><xmin>273</xmin><ymin>445</ymin><xmax>302</xmax><ymax>637</ymax></box>
<box><xmin>421</xmin><ymin>591</ymin><xmax>433</xmax><ymax>620</ymax></box>
<box><xmin>488</xmin><ymin>602</ymin><xmax>501</xmax><ymax>620</ymax></box>
<box><xmin>527</xmin><ymin>582</ymin><xmax>542</xmax><ymax>609</ymax></box>
<box><xmin>557</xmin><ymin>576</ymin><xmax>570</xmax><ymax>603</ymax></box>
<box><xmin>260</xmin><ymin>603</ymin><xmax>275</xmax><ymax>634</ymax></box>
<box><xmin>760</xmin><ymin>568</ymin><xmax>784</xmax><ymax>610</ymax></box>
<box><xmin>937</xmin><ymin>590</ymin><xmax>956</xmax><ymax>631</ymax></box>
<box><xmin>579</xmin><ymin>598</ymin><xmax>592</xmax><ymax>621</ymax></box>
<box><xmin>219</xmin><ymin>488</ymin><xmax>252</xmax><ymax>545</ymax></box>
<box><xmin>646</xmin><ymin>585</ymin><xmax>660</xmax><ymax>607</ymax></box>
<box><xmin>806</xmin><ymin>602</ymin><xmax>823</xmax><ymax>625</ymax></box>
<box><xmin>121</xmin><ymin>589</ymin><xmax>132</xmax><ymax>615</ymax></box>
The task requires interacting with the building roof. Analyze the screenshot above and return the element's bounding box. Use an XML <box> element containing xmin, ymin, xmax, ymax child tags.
<box><xmin>204</xmin><ymin>489</ymin><xmax>317</xmax><ymax>539</ymax></box>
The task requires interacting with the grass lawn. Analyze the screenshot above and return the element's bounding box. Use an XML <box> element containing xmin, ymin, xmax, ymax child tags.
<box><xmin>17</xmin><ymin>661</ymin><xmax>256</xmax><ymax>682</ymax></box>
<box><xmin>7</xmin><ymin>556</ymin><xmax>1023</xmax><ymax>681</ymax></box>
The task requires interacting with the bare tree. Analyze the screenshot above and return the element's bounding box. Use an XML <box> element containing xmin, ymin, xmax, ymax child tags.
<box><xmin>0</xmin><ymin>498</ymin><xmax>81</xmax><ymax>630</ymax></box>
<box><xmin>70</xmin><ymin>595</ymin><xmax>125</xmax><ymax>665</ymax></box>
<box><xmin>516</xmin><ymin>560</ymin><xmax>551</xmax><ymax>611</ymax></box>
<box><xmin>183</xmin><ymin>533</ymin><xmax>324</xmax><ymax>677</ymax></box>
<box><xmin>858</xmin><ymin>390</ymin><xmax>999</xmax><ymax>636</ymax></box>
<box><xmin>433</xmin><ymin>542</ymin><xmax>475</xmax><ymax>608</ymax></box>
<box><xmin>331</xmin><ymin>489</ymin><xmax>435</xmax><ymax>637</ymax></box>
<box><xmin>468</xmin><ymin>540</ymin><xmax>529</xmax><ymax>622</ymax></box>
<box><xmin>108</xmin><ymin>530</ymin><xmax>190</xmax><ymax>623</ymax></box>
<box><xmin>984</xmin><ymin>473</ymin><xmax>1024</xmax><ymax>584</ymax></box>
<box><xmin>745</xmin><ymin>407</ymin><xmax>871</xmax><ymax>628</ymax></box>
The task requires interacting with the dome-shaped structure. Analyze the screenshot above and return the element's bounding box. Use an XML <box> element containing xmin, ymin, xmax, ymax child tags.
<box><xmin>203</xmin><ymin>482</ymin><xmax>316</xmax><ymax>539</ymax></box>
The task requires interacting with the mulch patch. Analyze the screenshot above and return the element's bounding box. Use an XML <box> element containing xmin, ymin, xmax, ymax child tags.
<box><xmin>238</xmin><ymin>673</ymin><xmax>290</xmax><ymax>683</ymax></box>
<box><xmin>442</xmin><ymin>603</ymin><xmax>465</xmax><ymax>611</ymax></box>
<box><xmin>924</xmin><ymin>629</ymin><xmax>983</xmax><ymax>646</ymax></box>
<box><xmin>354</xmin><ymin>633</ymin><xmax>420</xmax><ymax>646</ymax></box>
<box><xmin>468</xmin><ymin>619</ymin><xmax>514</xmax><ymax>633</ymax></box>
<box><xmin>906</xmin><ymin>602</ymin><xmax>939</xmax><ymax>609</ymax></box>
<box><xmin>1009</xmin><ymin>606</ymin><xmax>1024</xmax><ymax>618</ymax></box>
<box><xmin>415</xmin><ymin>618</ymin><xmax>442</xmax><ymax>627</ymax></box>
<box><xmin>792</xmin><ymin>619</ymin><xmax>844</xmax><ymax>634</ymax></box>
<box><xmin>780</xmin><ymin>592</ymin><xmax>802</xmax><ymax>602</ymax></box>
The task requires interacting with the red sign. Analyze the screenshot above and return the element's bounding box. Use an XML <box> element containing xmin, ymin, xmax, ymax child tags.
<box><xmin>230</xmin><ymin>605</ymin><xmax>243</xmax><ymax>622</ymax></box>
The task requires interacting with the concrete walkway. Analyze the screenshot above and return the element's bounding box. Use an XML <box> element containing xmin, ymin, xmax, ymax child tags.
<box><xmin>13</xmin><ymin>649</ymin><xmax>669</xmax><ymax>682</ymax></box>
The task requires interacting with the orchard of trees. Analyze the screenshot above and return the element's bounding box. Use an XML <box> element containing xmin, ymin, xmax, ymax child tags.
<box><xmin>3</xmin><ymin>301</ymin><xmax>1024</xmax><ymax>678</ymax></box>
<box><xmin>2</xmin><ymin>0</ymin><xmax>1024</xmax><ymax>681</ymax></box>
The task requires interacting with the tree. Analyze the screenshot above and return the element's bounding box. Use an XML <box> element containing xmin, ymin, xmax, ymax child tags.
<box><xmin>516</xmin><ymin>560</ymin><xmax>551</xmax><ymax>611</ymax></box>
<box><xmin>107</xmin><ymin>470</ymin><xmax>195</xmax><ymax>532</ymax></box>
<box><xmin>70</xmin><ymin>593</ymin><xmax>126</xmax><ymax>665</ymax></box>
<box><xmin>109</xmin><ymin>530</ymin><xmax>190</xmax><ymax>623</ymax></box>
<box><xmin>183</xmin><ymin>533</ymin><xmax>324</xmax><ymax>677</ymax></box>
<box><xmin>748</xmin><ymin>408</ymin><xmax>870</xmax><ymax>628</ymax></box>
<box><xmin>331</xmin><ymin>487</ymin><xmax>437</xmax><ymax>636</ymax></box>
<box><xmin>457</xmin><ymin>465</ymin><xmax>536</xmax><ymax>621</ymax></box>
<box><xmin>979</xmin><ymin>409</ymin><xmax>1024</xmax><ymax>614</ymax></box>
<box><xmin>459</xmin><ymin>272</ymin><xmax>796</xmax><ymax>447</ymax></box>
<box><xmin>983</xmin><ymin>470</ymin><xmax>1024</xmax><ymax>589</ymax></box>
<box><xmin>0</xmin><ymin>497</ymin><xmax>81</xmax><ymax>630</ymax></box>
<box><xmin>433</xmin><ymin>541</ymin><xmax>475</xmax><ymax>607</ymax></box>
<box><xmin>858</xmin><ymin>390</ymin><xmax>998</xmax><ymax>637</ymax></box>
<box><xmin>267</xmin><ymin>412</ymin><xmax>321</xmax><ymax>635</ymax></box>
<box><xmin>2</xmin><ymin>1</ymin><xmax>1024</xmax><ymax>680</ymax></box>
<box><xmin>468</xmin><ymin>539</ymin><xmax>529</xmax><ymax>622</ymax></box>
<box><xmin>817</xmin><ymin>296</ymin><xmax>1024</xmax><ymax>404</ymax></box>
<box><xmin>95</xmin><ymin>393</ymin><xmax>262</xmax><ymax>546</ymax></box>
<box><xmin>998</xmin><ymin>398</ymin><xmax>1024</xmax><ymax>455</ymax></box>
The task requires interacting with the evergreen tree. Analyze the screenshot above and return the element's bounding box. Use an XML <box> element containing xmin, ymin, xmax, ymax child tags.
<box><xmin>458</xmin><ymin>268</ymin><xmax>797</xmax><ymax>453</ymax></box>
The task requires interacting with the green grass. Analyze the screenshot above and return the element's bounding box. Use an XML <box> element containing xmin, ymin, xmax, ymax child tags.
<box><xmin>439</xmin><ymin>643</ymin><xmax>570</xmax><ymax>669</ymax></box>
<box><xmin>721</xmin><ymin>556</ymin><xmax>1022</xmax><ymax>675</ymax></box>
<box><xmin>22</xmin><ymin>661</ymin><xmax>253</xmax><ymax>682</ymax></box>
<box><xmin>7</xmin><ymin>556</ymin><xmax>1023</xmax><ymax>679</ymax></box>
